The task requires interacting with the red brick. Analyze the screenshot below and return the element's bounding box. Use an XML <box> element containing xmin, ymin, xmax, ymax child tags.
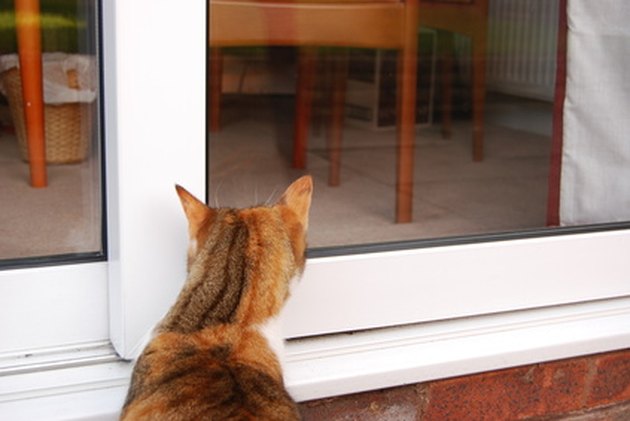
<box><xmin>424</xmin><ymin>367</ymin><xmax>541</xmax><ymax>421</ymax></box>
<box><xmin>300</xmin><ymin>384</ymin><xmax>428</xmax><ymax>421</ymax></box>
<box><xmin>538</xmin><ymin>358</ymin><xmax>591</xmax><ymax>414</ymax></box>
<box><xmin>546</xmin><ymin>401</ymin><xmax>630</xmax><ymax>421</ymax></box>
<box><xmin>587</xmin><ymin>349</ymin><xmax>630</xmax><ymax>407</ymax></box>
<box><xmin>298</xmin><ymin>350</ymin><xmax>630</xmax><ymax>420</ymax></box>
<box><xmin>423</xmin><ymin>359</ymin><xmax>590</xmax><ymax>421</ymax></box>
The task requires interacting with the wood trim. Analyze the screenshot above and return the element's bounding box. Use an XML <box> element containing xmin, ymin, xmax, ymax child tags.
<box><xmin>546</xmin><ymin>0</ymin><xmax>567</xmax><ymax>226</ymax></box>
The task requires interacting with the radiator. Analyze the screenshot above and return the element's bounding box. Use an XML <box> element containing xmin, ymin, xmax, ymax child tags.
<box><xmin>486</xmin><ymin>0</ymin><xmax>559</xmax><ymax>101</ymax></box>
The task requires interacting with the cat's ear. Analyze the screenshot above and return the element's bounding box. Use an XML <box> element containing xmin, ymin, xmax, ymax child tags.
<box><xmin>175</xmin><ymin>185</ymin><xmax>215</xmax><ymax>236</ymax></box>
<box><xmin>278</xmin><ymin>176</ymin><xmax>313</xmax><ymax>229</ymax></box>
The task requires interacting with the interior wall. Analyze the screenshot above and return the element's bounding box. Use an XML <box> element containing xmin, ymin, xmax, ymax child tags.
<box><xmin>485</xmin><ymin>0</ymin><xmax>559</xmax><ymax>101</ymax></box>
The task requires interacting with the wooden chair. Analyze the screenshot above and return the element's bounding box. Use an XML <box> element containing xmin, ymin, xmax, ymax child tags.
<box><xmin>419</xmin><ymin>0</ymin><xmax>489</xmax><ymax>161</ymax></box>
<box><xmin>209</xmin><ymin>0</ymin><xmax>420</xmax><ymax>223</ymax></box>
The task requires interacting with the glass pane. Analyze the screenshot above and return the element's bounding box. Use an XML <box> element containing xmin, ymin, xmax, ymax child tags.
<box><xmin>0</xmin><ymin>0</ymin><xmax>103</xmax><ymax>264</ymax></box>
<box><xmin>208</xmin><ymin>0</ymin><xmax>630</xmax><ymax>250</ymax></box>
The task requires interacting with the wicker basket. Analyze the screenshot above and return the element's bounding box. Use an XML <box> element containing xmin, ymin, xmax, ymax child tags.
<box><xmin>1</xmin><ymin>67</ymin><xmax>90</xmax><ymax>164</ymax></box>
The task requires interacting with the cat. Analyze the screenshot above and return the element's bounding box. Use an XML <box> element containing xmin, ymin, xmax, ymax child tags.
<box><xmin>120</xmin><ymin>176</ymin><xmax>313</xmax><ymax>421</ymax></box>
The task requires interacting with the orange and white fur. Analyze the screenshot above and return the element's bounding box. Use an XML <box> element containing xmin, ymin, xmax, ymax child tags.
<box><xmin>121</xmin><ymin>176</ymin><xmax>312</xmax><ymax>420</ymax></box>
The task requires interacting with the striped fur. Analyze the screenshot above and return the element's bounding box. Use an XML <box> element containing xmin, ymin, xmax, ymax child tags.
<box><xmin>121</xmin><ymin>176</ymin><xmax>312</xmax><ymax>420</ymax></box>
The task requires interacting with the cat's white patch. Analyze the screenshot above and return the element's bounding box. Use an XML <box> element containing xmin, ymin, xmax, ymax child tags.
<box><xmin>257</xmin><ymin>314</ymin><xmax>286</xmax><ymax>369</ymax></box>
<box><xmin>187</xmin><ymin>238</ymin><xmax>198</xmax><ymax>268</ymax></box>
<box><xmin>257</xmin><ymin>274</ymin><xmax>301</xmax><ymax>372</ymax></box>
<box><xmin>188</xmin><ymin>238</ymin><xmax>198</xmax><ymax>256</ymax></box>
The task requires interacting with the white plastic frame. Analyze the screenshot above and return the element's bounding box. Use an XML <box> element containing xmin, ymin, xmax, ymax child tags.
<box><xmin>105</xmin><ymin>0</ymin><xmax>630</xmax><ymax>361</ymax></box>
<box><xmin>2</xmin><ymin>1</ymin><xmax>630</xmax><ymax>416</ymax></box>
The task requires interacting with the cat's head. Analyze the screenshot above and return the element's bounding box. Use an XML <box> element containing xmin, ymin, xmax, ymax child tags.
<box><xmin>173</xmin><ymin>176</ymin><xmax>313</xmax><ymax>322</ymax></box>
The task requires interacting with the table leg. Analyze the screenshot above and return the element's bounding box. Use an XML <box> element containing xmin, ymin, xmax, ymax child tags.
<box><xmin>15</xmin><ymin>0</ymin><xmax>47</xmax><ymax>187</ymax></box>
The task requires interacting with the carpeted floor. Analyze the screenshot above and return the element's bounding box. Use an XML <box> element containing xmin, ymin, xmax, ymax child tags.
<box><xmin>0</xmin><ymin>127</ymin><xmax>102</xmax><ymax>261</ymax></box>
<box><xmin>209</xmin><ymin>94</ymin><xmax>553</xmax><ymax>249</ymax></box>
<box><xmin>0</xmin><ymin>93</ymin><xmax>552</xmax><ymax>260</ymax></box>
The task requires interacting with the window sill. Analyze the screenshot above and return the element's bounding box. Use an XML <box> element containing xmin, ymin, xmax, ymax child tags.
<box><xmin>285</xmin><ymin>296</ymin><xmax>630</xmax><ymax>401</ymax></box>
<box><xmin>2</xmin><ymin>297</ymin><xmax>630</xmax><ymax>420</ymax></box>
<box><xmin>0</xmin><ymin>342</ymin><xmax>130</xmax><ymax>420</ymax></box>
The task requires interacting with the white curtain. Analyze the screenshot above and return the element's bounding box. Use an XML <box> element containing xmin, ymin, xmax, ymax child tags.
<box><xmin>561</xmin><ymin>1</ymin><xmax>630</xmax><ymax>224</ymax></box>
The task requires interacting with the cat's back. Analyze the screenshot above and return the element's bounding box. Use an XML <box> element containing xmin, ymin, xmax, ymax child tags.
<box><xmin>121</xmin><ymin>177</ymin><xmax>312</xmax><ymax>420</ymax></box>
<box><xmin>121</xmin><ymin>327</ymin><xmax>300</xmax><ymax>421</ymax></box>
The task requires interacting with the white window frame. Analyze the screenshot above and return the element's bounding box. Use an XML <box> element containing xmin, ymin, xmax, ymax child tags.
<box><xmin>0</xmin><ymin>0</ymin><xmax>206</xmax><ymax>416</ymax></box>
<box><xmin>0</xmin><ymin>4</ymin><xmax>110</xmax><ymax>359</ymax></box>
<box><xmin>2</xmin><ymin>0</ymin><xmax>630</xmax><ymax>418</ymax></box>
<box><xmin>103</xmin><ymin>0</ymin><xmax>207</xmax><ymax>358</ymax></box>
<box><xmin>0</xmin><ymin>263</ymin><xmax>109</xmax><ymax>354</ymax></box>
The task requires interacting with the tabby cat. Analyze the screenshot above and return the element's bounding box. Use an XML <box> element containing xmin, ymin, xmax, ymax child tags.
<box><xmin>121</xmin><ymin>176</ymin><xmax>313</xmax><ymax>420</ymax></box>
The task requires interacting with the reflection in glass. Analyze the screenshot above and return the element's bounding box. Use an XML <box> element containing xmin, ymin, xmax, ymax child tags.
<box><xmin>0</xmin><ymin>0</ymin><xmax>102</xmax><ymax>263</ymax></box>
<box><xmin>207</xmin><ymin>0</ymin><xmax>626</xmax><ymax>250</ymax></box>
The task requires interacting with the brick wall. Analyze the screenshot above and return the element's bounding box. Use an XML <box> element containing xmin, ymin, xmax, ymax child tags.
<box><xmin>300</xmin><ymin>348</ymin><xmax>630</xmax><ymax>420</ymax></box>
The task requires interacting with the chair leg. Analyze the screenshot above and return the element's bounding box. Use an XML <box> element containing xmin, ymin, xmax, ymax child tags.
<box><xmin>311</xmin><ymin>55</ymin><xmax>331</xmax><ymax>139</ymax></box>
<box><xmin>293</xmin><ymin>48</ymin><xmax>317</xmax><ymax>169</ymax></box>
<box><xmin>209</xmin><ymin>47</ymin><xmax>223</xmax><ymax>133</ymax></box>
<box><xmin>328</xmin><ymin>50</ymin><xmax>348</xmax><ymax>187</ymax></box>
<box><xmin>396</xmin><ymin>2</ymin><xmax>419</xmax><ymax>223</ymax></box>
<box><xmin>471</xmin><ymin>28</ymin><xmax>487</xmax><ymax>162</ymax></box>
